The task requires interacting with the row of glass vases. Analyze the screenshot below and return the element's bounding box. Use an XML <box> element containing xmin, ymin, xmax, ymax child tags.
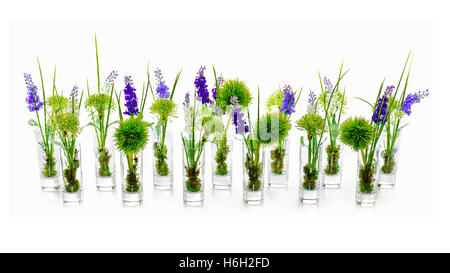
<box><xmin>34</xmin><ymin>128</ymin><xmax>401</xmax><ymax>206</ymax></box>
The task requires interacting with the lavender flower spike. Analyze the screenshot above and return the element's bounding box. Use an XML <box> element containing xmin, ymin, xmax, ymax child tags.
<box><xmin>70</xmin><ymin>85</ymin><xmax>79</xmax><ymax>100</ymax></box>
<box><xmin>401</xmin><ymin>89</ymin><xmax>429</xmax><ymax>116</ymax></box>
<box><xmin>280</xmin><ymin>84</ymin><xmax>295</xmax><ymax>115</ymax></box>
<box><xmin>194</xmin><ymin>66</ymin><xmax>211</xmax><ymax>105</ymax></box>
<box><xmin>24</xmin><ymin>73</ymin><xmax>44</xmax><ymax>112</ymax></box>
<box><xmin>123</xmin><ymin>75</ymin><xmax>139</xmax><ymax>116</ymax></box>
<box><xmin>155</xmin><ymin>68</ymin><xmax>170</xmax><ymax>99</ymax></box>
<box><xmin>183</xmin><ymin>92</ymin><xmax>190</xmax><ymax>107</ymax></box>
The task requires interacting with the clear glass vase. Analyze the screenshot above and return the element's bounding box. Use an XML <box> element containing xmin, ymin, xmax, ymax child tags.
<box><xmin>378</xmin><ymin>130</ymin><xmax>402</xmax><ymax>189</ymax></box>
<box><xmin>94</xmin><ymin>134</ymin><xmax>116</xmax><ymax>191</ymax></box>
<box><xmin>299</xmin><ymin>142</ymin><xmax>322</xmax><ymax>203</ymax></box>
<box><xmin>211</xmin><ymin>131</ymin><xmax>233</xmax><ymax>190</ymax></box>
<box><xmin>60</xmin><ymin>142</ymin><xmax>83</xmax><ymax>202</ymax></box>
<box><xmin>152</xmin><ymin>127</ymin><xmax>174</xmax><ymax>190</ymax></box>
<box><xmin>183</xmin><ymin>144</ymin><xmax>206</xmax><ymax>206</ymax></box>
<box><xmin>322</xmin><ymin>139</ymin><xmax>343</xmax><ymax>188</ymax></box>
<box><xmin>268</xmin><ymin>136</ymin><xmax>289</xmax><ymax>188</ymax></box>
<box><xmin>120</xmin><ymin>151</ymin><xmax>144</xmax><ymax>205</ymax></box>
<box><xmin>243</xmin><ymin>144</ymin><xmax>265</xmax><ymax>205</ymax></box>
<box><xmin>34</xmin><ymin>128</ymin><xmax>60</xmax><ymax>190</ymax></box>
<box><xmin>355</xmin><ymin>149</ymin><xmax>379</xmax><ymax>207</ymax></box>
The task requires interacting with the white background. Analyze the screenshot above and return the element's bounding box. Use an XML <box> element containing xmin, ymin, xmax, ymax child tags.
<box><xmin>1</xmin><ymin>0</ymin><xmax>448</xmax><ymax>252</ymax></box>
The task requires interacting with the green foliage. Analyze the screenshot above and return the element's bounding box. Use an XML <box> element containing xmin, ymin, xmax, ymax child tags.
<box><xmin>257</xmin><ymin>112</ymin><xmax>291</xmax><ymax>145</ymax></box>
<box><xmin>318</xmin><ymin>89</ymin><xmax>347</xmax><ymax>116</ymax></box>
<box><xmin>339</xmin><ymin>117</ymin><xmax>374</xmax><ymax>151</ymax></box>
<box><xmin>245</xmin><ymin>152</ymin><xmax>263</xmax><ymax>191</ymax></box>
<box><xmin>214</xmin><ymin>139</ymin><xmax>230</xmax><ymax>175</ymax></box>
<box><xmin>63</xmin><ymin>148</ymin><xmax>80</xmax><ymax>192</ymax></box>
<box><xmin>359</xmin><ymin>163</ymin><xmax>375</xmax><ymax>193</ymax></box>
<box><xmin>381</xmin><ymin>150</ymin><xmax>395</xmax><ymax>174</ymax></box>
<box><xmin>85</xmin><ymin>93</ymin><xmax>115</xmax><ymax>116</ymax></box>
<box><xmin>125</xmin><ymin>155</ymin><xmax>140</xmax><ymax>192</ymax></box>
<box><xmin>51</xmin><ymin>112</ymin><xmax>81</xmax><ymax>137</ymax></box>
<box><xmin>266</xmin><ymin>88</ymin><xmax>284</xmax><ymax>110</ymax></box>
<box><xmin>270</xmin><ymin>145</ymin><xmax>286</xmax><ymax>174</ymax></box>
<box><xmin>97</xmin><ymin>147</ymin><xmax>112</xmax><ymax>176</ymax></box>
<box><xmin>115</xmin><ymin>116</ymin><xmax>149</xmax><ymax>154</ymax></box>
<box><xmin>303</xmin><ymin>164</ymin><xmax>319</xmax><ymax>190</ymax></box>
<box><xmin>325</xmin><ymin>144</ymin><xmax>340</xmax><ymax>175</ymax></box>
<box><xmin>154</xmin><ymin>142</ymin><xmax>169</xmax><ymax>176</ymax></box>
<box><xmin>41</xmin><ymin>144</ymin><xmax>57</xmax><ymax>177</ymax></box>
<box><xmin>185</xmin><ymin>166</ymin><xmax>201</xmax><ymax>192</ymax></box>
<box><xmin>150</xmin><ymin>98</ymin><xmax>177</xmax><ymax>123</ymax></box>
<box><xmin>216</xmin><ymin>78</ymin><xmax>252</xmax><ymax>111</ymax></box>
<box><xmin>296</xmin><ymin>112</ymin><xmax>326</xmax><ymax>139</ymax></box>
<box><xmin>47</xmin><ymin>94</ymin><xmax>69</xmax><ymax>114</ymax></box>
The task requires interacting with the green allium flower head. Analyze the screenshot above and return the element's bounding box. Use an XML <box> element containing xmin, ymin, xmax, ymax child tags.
<box><xmin>47</xmin><ymin>94</ymin><xmax>69</xmax><ymax>114</ymax></box>
<box><xmin>51</xmin><ymin>112</ymin><xmax>81</xmax><ymax>137</ymax></box>
<box><xmin>150</xmin><ymin>98</ymin><xmax>177</xmax><ymax>123</ymax></box>
<box><xmin>216</xmin><ymin>79</ymin><xmax>252</xmax><ymax>111</ymax></box>
<box><xmin>257</xmin><ymin>112</ymin><xmax>291</xmax><ymax>145</ymax></box>
<box><xmin>266</xmin><ymin>88</ymin><xmax>284</xmax><ymax>110</ymax></box>
<box><xmin>85</xmin><ymin>93</ymin><xmax>115</xmax><ymax>115</ymax></box>
<box><xmin>296</xmin><ymin>112</ymin><xmax>326</xmax><ymax>139</ymax></box>
<box><xmin>115</xmin><ymin>116</ymin><xmax>149</xmax><ymax>154</ymax></box>
<box><xmin>339</xmin><ymin>117</ymin><xmax>374</xmax><ymax>151</ymax></box>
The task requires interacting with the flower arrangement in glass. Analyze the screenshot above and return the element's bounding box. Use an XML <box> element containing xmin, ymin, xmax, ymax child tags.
<box><xmin>85</xmin><ymin>36</ymin><xmax>118</xmax><ymax>190</ymax></box>
<box><xmin>48</xmin><ymin>84</ymin><xmax>84</xmax><ymax>202</ymax></box>
<box><xmin>296</xmin><ymin>91</ymin><xmax>327</xmax><ymax>203</ymax></box>
<box><xmin>378</xmin><ymin>87</ymin><xmax>429</xmax><ymax>188</ymax></box>
<box><xmin>114</xmin><ymin>76</ymin><xmax>150</xmax><ymax>204</ymax></box>
<box><xmin>345</xmin><ymin>53</ymin><xmax>413</xmax><ymax>206</ymax></box>
<box><xmin>148</xmin><ymin>66</ymin><xmax>181</xmax><ymax>190</ymax></box>
<box><xmin>317</xmin><ymin>65</ymin><xmax>348</xmax><ymax>188</ymax></box>
<box><xmin>25</xmin><ymin>60</ymin><xmax>60</xmax><ymax>190</ymax></box>
<box><xmin>209</xmin><ymin>66</ymin><xmax>235</xmax><ymax>189</ymax></box>
<box><xmin>265</xmin><ymin>84</ymin><xmax>300</xmax><ymax>187</ymax></box>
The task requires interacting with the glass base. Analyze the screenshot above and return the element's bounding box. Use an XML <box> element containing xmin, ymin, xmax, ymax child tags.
<box><xmin>96</xmin><ymin>175</ymin><xmax>116</xmax><ymax>191</ymax></box>
<box><xmin>183</xmin><ymin>190</ymin><xmax>204</xmax><ymax>206</ymax></box>
<box><xmin>299</xmin><ymin>187</ymin><xmax>320</xmax><ymax>203</ymax></box>
<box><xmin>212</xmin><ymin>174</ymin><xmax>232</xmax><ymax>190</ymax></box>
<box><xmin>40</xmin><ymin>176</ymin><xmax>60</xmax><ymax>191</ymax></box>
<box><xmin>355</xmin><ymin>189</ymin><xmax>377</xmax><ymax>207</ymax></box>
<box><xmin>268</xmin><ymin>172</ymin><xmax>288</xmax><ymax>188</ymax></box>
<box><xmin>153</xmin><ymin>174</ymin><xmax>173</xmax><ymax>190</ymax></box>
<box><xmin>378</xmin><ymin>172</ymin><xmax>396</xmax><ymax>189</ymax></box>
<box><xmin>244</xmin><ymin>189</ymin><xmax>263</xmax><ymax>205</ymax></box>
<box><xmin>63</xmin><ymin>190</ymin><xmax>82</xmax><ymax>203</ymax></box>
<box><xmin>322</xmin><ymin>173</ymin><xmax>341</xmax><ymax>189</ymax></box>
<box><xmin>122</xmin><ymin>191</ymin><xmax>143</xmax><ymax>205</ymax></box>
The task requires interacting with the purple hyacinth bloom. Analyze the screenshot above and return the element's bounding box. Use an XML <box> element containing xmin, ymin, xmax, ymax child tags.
<box><xmin>230</xmin><ymin>96</ymin><xmax>238</xmax><ymax>106</ymax></box>
<box><xmin>123</xmin><ymin>75</ymin><xmax>139</xmax><ymax>116</ymax></box>
<box><xmin>24</xmin><ymin>73</ymin><xmax>44</xmax><ymax>112</ymax></box>
<box><xmin>280</xmin><ymin>85</ymin><xmax>295</xmax><ymax>115</ymax></box>
<box><xmin>211</xmin><ymin>76</ymin><xmax>224</xmax><ymax>100</ymax></box>
<box><xmin>323</xmin><ymin>77</ymin><xmax>333</xmax><ymax>91</ymax></box>
<box><xmin>194</xmin><ymin>66</ymin><xmax>211</xmax><ymax>105</ymax></box>
<box><xmin>385</xmin><ymin>85</ymin><xmax>395</xmax><ymax>96</ymax></box>
<box><xmin>232</xmin><ymin>106</ymin><xmax>249</xmax><ymax>134</ymax></box>
<box><xmin>155</xmin><ymin>68</ymin><xmax>170</xmax><ymax>99</ymax></box>
<box><xmin>183</xmin><ymin>92</ymin><xmax>190</xmax><ymax>107</ymax></box>
<box><xmin>401</xmin><ymin>89</ymin><xmax>429</xmax><ymax>116</ymax></box>
<box><xmin>308</xmin><ymin>90</ymin><xmax>317</xmax><ymax>105</ymax></box>
<box><xmin>372</xmin><ymin>94</ymin><xmax>389</xmax><ymax>124</ymax></box>
<box><xmin>105</xmin><ymin>70</ymin><xmax>118</xmax><ymax>88</ymax></box>
<box><xmin>69</xmin><ymin>85</ymin><xmax>79</xmax><ymax>100</ymax></box>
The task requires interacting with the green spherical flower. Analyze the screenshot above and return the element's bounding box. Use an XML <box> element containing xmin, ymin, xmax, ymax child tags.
<box><xmin>51</xmin><ymin>112</ymin><xmax>80</xmax><ymax>137</ymax></box>
<box><xmin>115</xmin><ymin>117</ymin><xmax>149</xmax><ymax>154</ymax></box>
<box><xmin>150</xmin><ymin>98</ymin><xmax>177</xmax><ymax>123</ymax></box>
<box><xmin>296</xmin><ymin>112</ymin><xmax>326</xmax><ymax>138</ymax></box>
<box><xmin>266</xmin><ymin>88</ymin><xmax>284</xmax><ymax>110</ymax></box>
<box><xmin>85</xmin><ymin>93</ymin><xmax>115</xmax><ymax>115</ymax></box>
<box><xmin>257</xmin><ymin>113</ymin><xmax>291</xmax><ymax>145</ymax></box>
<box><xmin>47</xmin><ymin>94</ymin><xmax>69</xmax><ymax>114</ymax></box>
<box><xmin>216</xmin><ymin>79</ymin><xmax>252</xmax><ymax>111</ymax></box>
<box><xmin>339</xmin><ymin>117</ymin><xmax>374</xmax><ymax>151</ymax></box>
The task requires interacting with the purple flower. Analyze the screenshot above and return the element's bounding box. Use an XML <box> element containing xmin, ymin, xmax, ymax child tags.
<box><xmin>194</xmin><ymin>66</ymin><xmax>211</xmax><ymax>104</ymax></box>
<box><xmin>155</xmin><ymin>68</ymin><xmax>170</xmax><ymax>99</ymax></box>
<box><xmin>308</xmin><ymin>90</ymin><xmax>317</xmax><ymax>105</ymax></box>
<box><xmin>69</xmin><ymin>85</ymin><xmax>79</xmax><ymax>100</ymax></box>
<box><xmin>401</xmin><ymin>89</ymin><xmax>429</xmax><ymax>116</ymax></box>
<box><xmin>211</xmin><ymin>75</ymin><xmax>224</xmax><ymax>100</ymax></box>
<box><xmin>104</xmin><ymin>70</ymin><xmax>118</xmax><ymax>89</ymax></box>
<box><xmin>230</xmin><ymin>96</ymin><xmax>238</xmax><ymax>106</ymax></box>
<box><xmin>123</xmin><ymin>75</ymin><xmax>139</xmax><ymax>116</ymax></box>
<box><xmin>183</xmin><ymin>92</ymin><xmax>190</xmax><ymax>107</ymax></box>
<box><xmin>24</xmin><ymin>73</ymin><xmax>43</xmax><ymax>112</ymax></box>
<box><xmin>372</xmin><ymin>94</ymin><xmax>389</xmax><ymax>124</ymax></box>
<box><xmin>385</xmin><ymin>85</ymin><xmax>395</xmax><ymax>96</ymax></box>
<box><xmin>280</xmin><ymin>85</ymin><xmax>295</xmax><ymax>115</ymax></box>
<box><xmin>232</xmin><ymin>106</ymin><xmax>249</xmax><ymax>134</ymax></box>
<box><xmin>323</xmin><ymin>77</ymin><xmax>333</xmax><ymax>91</ymax></box>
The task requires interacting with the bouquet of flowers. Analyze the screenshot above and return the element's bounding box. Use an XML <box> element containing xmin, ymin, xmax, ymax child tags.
<box><xmin>85</xmin><ymin>36</ymin><xmax>118</xmax><ymax>188</ymax></box>
<box><xmin>25</xmin><ymin>60</ymin><xmax>59</xmax><ymax>189</ymax></box>
<box><xmin>148</xmin><ymin>66</ymin><xmax>181</xmax><ymax>189</ymax></box>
